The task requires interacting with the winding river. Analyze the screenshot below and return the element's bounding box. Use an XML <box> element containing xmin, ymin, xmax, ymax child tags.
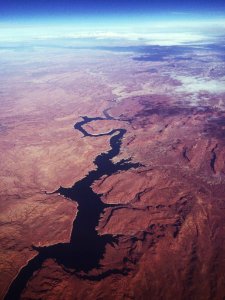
<box><xmin>5</xmin><ymin>109</ymin><xmax>141</xmax><ymax>300</ymax></box>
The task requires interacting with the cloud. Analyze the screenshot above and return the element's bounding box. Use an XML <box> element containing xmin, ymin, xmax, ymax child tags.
<box><xmin>176</xmin><ymin>76</ymin><xmax>225</xmax><ymax>94</ymax></box>
<box><xmin>0</xmin><ymin>19</ymin><xmax>225</xmax><ymax>45</ymax></box>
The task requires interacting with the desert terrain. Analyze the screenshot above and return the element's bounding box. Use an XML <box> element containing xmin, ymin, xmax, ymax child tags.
<box><xmin>0</xmin><ymin>40</ymin><xmax>225</xmax><ymax>299</ymax></box>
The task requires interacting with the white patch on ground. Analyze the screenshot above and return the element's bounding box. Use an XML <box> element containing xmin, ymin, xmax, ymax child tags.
<box><xmin>175</xmin><ymin>76</ymin><xmax>225</xmax><ymax>94</ymax></box>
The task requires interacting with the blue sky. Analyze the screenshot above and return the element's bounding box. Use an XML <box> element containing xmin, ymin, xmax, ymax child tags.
<box><xmin>1</xmin><ymin>0</ymin><xmax>225</xmax><ymax>44</ymax></box>
<box><xmin>1</xmin><ymin>0</ymin><xmax>225</xmax><ymax>21</ymax></box>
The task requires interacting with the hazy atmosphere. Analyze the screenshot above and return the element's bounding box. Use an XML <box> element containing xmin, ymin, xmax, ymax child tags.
<box><xmin>1</xmin><ymin>1</ymin><xmax>225</xmax><ymax>300</ymax></box>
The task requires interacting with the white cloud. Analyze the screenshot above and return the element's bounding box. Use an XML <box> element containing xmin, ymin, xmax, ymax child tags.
<box><xmin>176</xmin><ymin>76</ymin><xmax>225</xmax><ymax>94</ymax></box>
<box><xmin>0</xmin><ymin>19</ymin><xmax>225</xmax><ymax>45</ymax></box>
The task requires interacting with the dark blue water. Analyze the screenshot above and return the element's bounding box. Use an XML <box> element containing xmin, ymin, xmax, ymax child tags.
<box><xmin>5</xmin><ymin>110</ymin><xmax>141</xmax><ymax>300</ymax></box>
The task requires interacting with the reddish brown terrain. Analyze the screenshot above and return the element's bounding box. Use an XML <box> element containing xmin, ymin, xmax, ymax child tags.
<box><xmin>0</xmin><ymin>41</ymin><xmax>225</xmax><ymax>299</ymax></box>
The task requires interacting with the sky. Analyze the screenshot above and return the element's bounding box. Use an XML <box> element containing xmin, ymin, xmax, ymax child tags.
<box><xmin>0</xmin><ymin>0</ymin><xmax>225</xmax><ymax>45</ymax></box>
<box><xmin>1</xmin><ymin>0</ymin><xmax>225</xmax><ymax>21</ymax></box>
